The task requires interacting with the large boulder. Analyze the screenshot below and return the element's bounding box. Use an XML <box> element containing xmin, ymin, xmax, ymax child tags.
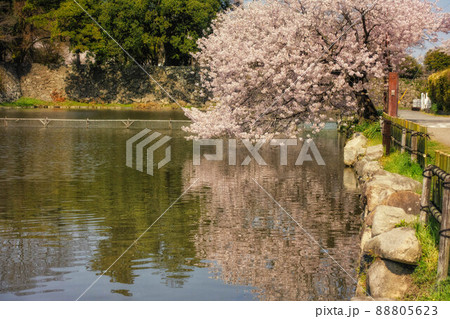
<box><xmin>368</xmin><ymin>171</ymin><xmax>422</xmax><ymax>193</ymax></box>
<box><xmin>364</xmin><ymin>184</ymin><xmax>396</xmax><ymax>212</ymax></box>
<box><xmin>355</xmin><ymin>158</ymin><xmax>369</xmax><ymax>177</ymax></box>
<box><xmin>367</xmin><ymin>259</ymin><xmax>414</xmax><ymax>299</ymax></box>
<box><xmin>344</xmin><ymin>148</ymin><xmax>358</xmax><ymax>167</ymax></box>
<box><xmin>344</xmin><ymin>134</ymin><xmax>368</xmax><ymax>166</ymax></box>
<box><xmin>347</xmin><ymin>133</ymin><xmax>368</xmax><ymax>150</ymax></box>
<box><xmin>371</xmin><ymin>205</ymin><xmax>417</xmax><ymax>237</ymax></box>
<box><xmin>361</xmin><ymin>161</ymin><xmax>382</xmax><ymax>180</ymax></box>
<box><xmin>365</xmin><ymin>144</ymin><xmax>384</xmax><ymax>161</ymax></box>
<box><xmin>382</xmin><ymin>191</ymin><xmax>421</xmax><ymax>216</ymax></box>
<box><xmin>363</xmin><ymin>172</ymin><xmax>421</xmax><ymax>212</ymax></box>
<box><xmin>364</xmin><ymin>227</ymin><xmax>421</xmax><ymax>265</ymax></box>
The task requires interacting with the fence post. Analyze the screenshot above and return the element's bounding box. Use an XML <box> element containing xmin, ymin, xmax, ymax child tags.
<box><xmin>401</xmin><ymin>128</ymin><xmax>406</xmax><ymax>154</ymax></box>
<box><xmin>382</xmin><ymin>116</ymin><xmax>391</xmax><ymax>156</ymax></box>
<box><xmin>411</xmin><ymin>134</ymin><xmax>418</xmax><ymax>162</ymax></box>
<box><xmin>437</xmin><ymin>175</ymin><xmax>450</xmax><ymax>281</ymax></box>
<box><xmin>420</xmin><ymin>167</ymin><xmax>432</xmax><ymax>224</ymax></box>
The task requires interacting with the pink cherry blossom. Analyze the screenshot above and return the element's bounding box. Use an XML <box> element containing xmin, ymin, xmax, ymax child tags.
<box><xmin>184</xmin><ymin>0</ymin><xmax>449</xmax><ymax>138</ymax></box>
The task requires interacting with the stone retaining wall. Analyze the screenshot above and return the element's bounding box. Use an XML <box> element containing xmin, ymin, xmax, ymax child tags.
<box><xmin>20</xmin><ymin>64</ymin><xmax>67</xmax><ymax>102</ymax></box>
<box><xmin>344</xmin><ymin>134</ymin><xmax>423</xmax><ymax>300</ymax></box>
<box><xmin>0</xmin><ymin>64</ymin><xmax>21</xmax><ymax>103</ymax></box>
<box><xmin>1</xmin><ymin>63</ymin><xmax>210</xmax><ymax>105</ymax></box>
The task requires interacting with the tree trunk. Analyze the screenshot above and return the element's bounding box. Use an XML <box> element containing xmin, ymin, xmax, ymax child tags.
<box><xmin>76</xmin><ymin>51</ymin><xmax>81</xmax><ymax>68</ymax></box>
<box><xmin>356</xmin><ymin>89</ymin><xmax>378</xmax><ymax>120</ymax></box>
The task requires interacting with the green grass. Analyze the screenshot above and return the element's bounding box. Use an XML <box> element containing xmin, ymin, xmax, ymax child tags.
<box><xmin>357</xmin><ymin>269</ymin><xmax>367</xmax><ymax>295</ymax></box>
<box><xmin>0</xmin><ymin>97</ymin><xmax>132</xmax><ymax>108</ymax></box>
<box><xmin>428</xmin><ymin>140</ymin><xmax>450</xmax><ymax>162</ymax></box>
<box><xmin>353</xmin><ymin>120</ymin><xmax>382</xmax><ymax>146</ymax></box>
<box><xmin>352</xmin><ymin>120</ymin><xmax>445</xmax><ymax>183</ymax></box>
<box><xmin>0</xmin><ymin>97</ymin><xmax>197</xmax><ymax>109</ymax></box>
<box><xmin>1</xmin><ymin>97</ymin><xmax>48</xmax><ymax>107</ymax></box>
<box><xmin>352</xmin><ymin>120</ymin><xmax>421</xmax><ymax>182</ymax></box>
<box><xmin>413</xmin><ymin>221</ymin><xmax>440</xmax><ymax>286</ymax></box>
<box><xmin>406</xmin><ymin>220</ymin><xmax>450</xmax><ymax>301</ymax></box>
<box><xmin>381</xmin><ymin>151</ymin><xmax>424</xmax><ymax>182</ymax></box>
<box><xmin>395</xmin><ymin>219</ymin><xmax>414</xmax><ymax>228</ymax></box>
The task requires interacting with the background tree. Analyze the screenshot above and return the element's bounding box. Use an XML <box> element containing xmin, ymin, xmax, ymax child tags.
<box><xmin>52</xmin><ymin>0</ymin><xmax>229</xmax><ymax>66</ymax></box>
<box><xmin>184</xmin><ymin>0</ymin><xmax>449</xmax><ymax>139</ymax></box>
<box><xmin>399</xmin><ymin>56</ymin><xmax>423</xmax><ymax>79</ymax></box>
<box><xmin>160</xmin><ymin>0</ymin><xmax>227</xmax><ymax>65</ymax></box>
<box><xmin>424</xmin><ymin>48</ymin><xmax>450</xmax><ymax>72</ymax></box>
<box><xmin>0</xmin><ymin>1</ymin><xmax>16</xmax><ymax>62</ymax></box>
<box><xmin>0</xmin><ymin>0</ymin><xmax>63</xmax><ymax>64</ymax></box>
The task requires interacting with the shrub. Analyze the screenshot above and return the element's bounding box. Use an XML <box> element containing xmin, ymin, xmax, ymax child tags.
<box><xmin>354</xmin><ymin>120</ymin><xmax>382</xmax><ymax>139</ymax></box>
<box><xmin>50</xmin><ymin>90</ymin><xmax>66</xmax><ymax>103</ymax></box>
<box><xmin>427</xmin><ymin>68</ymin><xmax>450</xmax><ymax>113</ymax></box>
<box><xmin>431</xmin><ymin>103</ymin><xmax>439</xmax><ymax>114</ymax></box>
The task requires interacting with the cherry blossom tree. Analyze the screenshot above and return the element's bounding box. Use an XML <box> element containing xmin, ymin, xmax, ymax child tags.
<box><xmin>183</xmin><ymin>0</ymin><xmax>449</xmax><ymax>138</ymax></box>
<box><xmin>441</xmin><ymin>39</ymin><xmax>450</xmax><ymax>55</ymax></box>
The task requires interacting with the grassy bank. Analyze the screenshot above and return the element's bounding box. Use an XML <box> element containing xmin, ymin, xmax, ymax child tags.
<box><xmin>353</xmin><ymin>119</ymin><xmax>450</xmax><ymax>300</ymax></box>
<box><xmin>354</xmin><ymin>120</ymin><xmax>450</xmax><ymax>183</ymax></box>
<box><xmin>0</xmin><ymin>97</ymin><xmax>198</xmax><ymax>110</ymax></box>
<box><xmin>353</xmin><ymin>120</ymin><xmax>424</xmax><ymax>182</ymax></box>
<box><xmin>406</xmin><ymin>221</ymin><xmax>450</xmax><ymax>300</ymax></box>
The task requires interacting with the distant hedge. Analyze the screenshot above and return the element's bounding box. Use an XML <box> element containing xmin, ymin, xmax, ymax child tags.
<box><xmin>428</xmin><ymin>68</ymin><xmax>450</xmax><ymax>112</ymax></box>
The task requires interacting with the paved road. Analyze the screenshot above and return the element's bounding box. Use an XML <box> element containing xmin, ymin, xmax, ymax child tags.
<box><xmin>398</xmin><ymin>110</ymin><xmax>450</xmax><ymax>147</ymax></box>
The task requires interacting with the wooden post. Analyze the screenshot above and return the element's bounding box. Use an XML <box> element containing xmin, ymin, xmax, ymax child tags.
<box><xmin>401</xmin><ymin>128</ymin><xmax>406</xmax><ymax>154</ymax></box>
<box><xmin>388</xmin><ymin>72</ymin><xmax>399</xmax><ymax>117</ymax></box>
<box><xmin>434</xmin><ymin>151</ymin><xmax>442</xmax><ymax>205</ymax></box>
<box><xmin>383</xmin><ymin>77</ymin><xmax>389</xmax><ymax>114</ymax></box>
<box><xmin>382</xmin><ymin>117</ymin><xmax>391</xmax><ymax>156</ymax></box>
<box><xmin>411</xmin><ymin>135</ymin><xmax>418</xmax><ymax>162</ymax></box>
<box><xmin>437</xmin><ymin>175</ymin><xmax>450</xmax><ymax>281</ymax></box>
<box><xmin>420</xmin><ymin>167</ymin><xmax>432</xmax><ymax>224</ymax></box>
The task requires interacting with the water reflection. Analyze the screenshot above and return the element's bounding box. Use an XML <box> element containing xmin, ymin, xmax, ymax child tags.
<box><xmin>0</xmin><ymin>124</ymin><xmax>361</xmax><ymax>300</ymax></box>
<box><xmin>182</xmin><ymin>133</ymin><xmax>361</xmax><ymax>300</ymax></box>
<box><xmin>0</xmin><ymin>108</ymin><xmax>188</xmax><ymax>120</ymax></box>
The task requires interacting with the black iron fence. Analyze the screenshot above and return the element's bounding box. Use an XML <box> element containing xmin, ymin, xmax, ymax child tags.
<box><xmin>421</xmin><ymin>158</ymin><xmax>450</xmax><ymax>281</ymax></box>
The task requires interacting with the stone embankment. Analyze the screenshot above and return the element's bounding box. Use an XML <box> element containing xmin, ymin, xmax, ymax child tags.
<box><xmin>0</xmin><ymin>64</ymin><xmax>21</xmax><ymax>103</ymax></box>
<box><xmin>0</xmin><ymin>63</ymin><xmax>208</xmax><ymax>105</ymax></box>
<box><xmin>344</xmin><ymin>134</ymin><xmax>423</xmax><ymax>300</ymax></box>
